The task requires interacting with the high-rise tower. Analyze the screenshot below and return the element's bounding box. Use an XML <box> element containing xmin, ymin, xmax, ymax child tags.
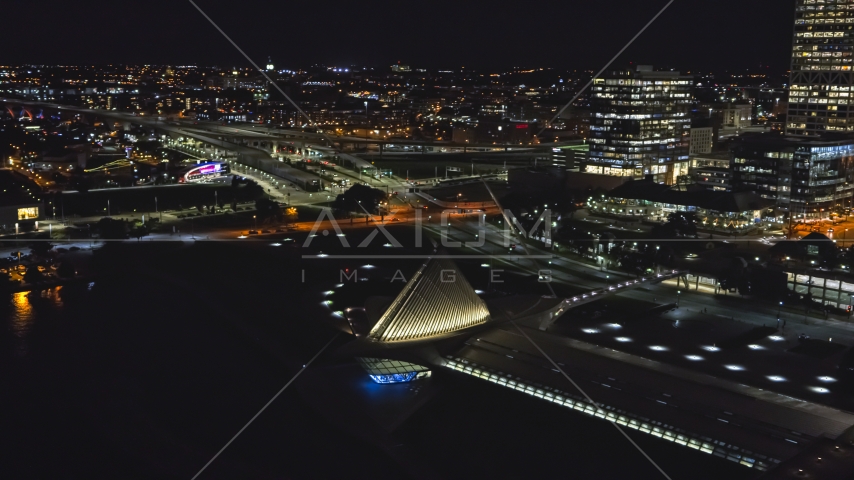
<box><xmin>787</xmin><ymin>0</ymin><xmax>854</xmax><ymax>135</ymax></box>
<box><xmin>586</xmin><ymin>65</ymin><xmax>693</xmax><ymax>185</ymax></box>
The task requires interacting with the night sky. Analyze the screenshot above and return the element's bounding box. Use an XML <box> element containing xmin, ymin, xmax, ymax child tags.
<box><xmin>2</xmin><ymin>0</ymin><xmax>795</xmax><ymax>73</ymax></box>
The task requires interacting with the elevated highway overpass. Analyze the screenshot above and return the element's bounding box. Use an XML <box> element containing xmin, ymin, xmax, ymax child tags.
<box><xmin>0</xmin><ymin>97</ymin><xmax>573</xmax><ymax>188</ymax></box>
<box><xmin>0</xmin><ymin>98</ymin><xmax>327</xmax><ymax>191</ymax></box>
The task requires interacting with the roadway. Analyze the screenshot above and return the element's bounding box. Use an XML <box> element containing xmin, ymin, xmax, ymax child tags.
<box><xmin>451</xmin><ymin>326</ymin><xmax>854</xmax><ymax>469</ymax></box>
<box><xmin>183</xmin><ymin>120</ymin><xmax>549</xmax><ymax>151</ymax></box>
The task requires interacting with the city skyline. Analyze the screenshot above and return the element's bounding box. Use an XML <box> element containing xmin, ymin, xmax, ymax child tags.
<box><xmin>9</xmin><ymin>1</ymin><xmax>854</xmax><ymax>479</ymax></box>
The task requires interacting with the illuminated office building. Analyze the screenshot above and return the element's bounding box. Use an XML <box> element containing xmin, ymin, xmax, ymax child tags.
<box><xmin>586</xmin><ymin>65</ymin><xmax>693</xmax><ymax>185</ymax></box>
<box><xmin>787</xmin><ymin>0</ymin><xmax>854</xmax><ymax>135</ymax></box>
<box><xmin>730</xmin><ymin>133</ymin><xmax>854</xmax><ymax>217</ymax></box>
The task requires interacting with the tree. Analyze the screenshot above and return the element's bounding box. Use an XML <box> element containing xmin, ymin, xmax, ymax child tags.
<box><xmin>29</xmin><ymin>237</ymin><xmax>53</xmax><ymax>258</ymax></box>
<box><xmin>242</xmin><ymin>180</ymin><xmax>265</xmax><ymax>200</ymax></box>
<box><xmin>95</xmin><ymin>218</ymin><xmax>129</xmax><ymax>239</ymax></box>
<box><xmin>658</xmin><ymin>211</ymin><xmax>699</xmax><ymax>237</ymax></box>
<box><xmin>332</xmin><ymin>184</ymin><xmax>386</xmax><ymax>214</ymax></box>
<box><xmin>129</xmin><ymin>223</ymin><xmax>150</xmax><ymax>241</ymax></box>
<box><xmin>255</xmin><ymin>198</ymin><xmax>283</xmax><ymax>222</ymax></box>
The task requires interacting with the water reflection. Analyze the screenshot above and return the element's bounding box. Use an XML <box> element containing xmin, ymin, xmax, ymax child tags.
<box><xmin>10</xmin><ymin>291</ymin><xmax>33</xmax><ymax>336</ymax></box>
<box><xmin>6</xmin><ymin>286</ymin><xmax>65</xmax><ymax>357</ymax></box>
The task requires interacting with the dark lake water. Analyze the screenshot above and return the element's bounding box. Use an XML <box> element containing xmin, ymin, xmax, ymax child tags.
<box><xmin>0</xmin><ymin>241</ymin><xmax>755</xmax><ymax>480</ymax></box>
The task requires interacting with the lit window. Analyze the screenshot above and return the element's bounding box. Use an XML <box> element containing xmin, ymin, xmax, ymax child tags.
<box><xmin>17</xmin><ymin>207</ymin><xmax>38</xmax><ymax>220</ymax></box>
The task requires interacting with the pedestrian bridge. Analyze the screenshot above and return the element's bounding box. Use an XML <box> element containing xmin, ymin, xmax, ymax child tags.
<box><xmin>536</xmin><ymin>270</ymin><xmax>687</xmax><ymax>331</ymax></box>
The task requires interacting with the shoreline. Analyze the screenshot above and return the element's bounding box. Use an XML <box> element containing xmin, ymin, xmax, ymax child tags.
<box><xmin>0</xmin><ymin>275</ymin><xmax>95</xmax><ymax>294</ymax></box>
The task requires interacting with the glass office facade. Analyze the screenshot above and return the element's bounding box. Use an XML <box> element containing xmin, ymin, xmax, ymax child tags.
<box><xmin>788</xmin><ymin>0</ymin><xmax>854</xmax><ymax>135</ymax></box>
<box><xmin>587</xmin><ymin>66</ymin><xmax>692</xmax><ymax>185</ymax></box>
<box><xmin>731</xmin><ymin>135</ymin><xmax>854</xmax><ymax>216</ymax></box>
<box><xmin>787</xmin><ymin>272</ymin><xmax>854</xmax><ymax>309</ymax></box>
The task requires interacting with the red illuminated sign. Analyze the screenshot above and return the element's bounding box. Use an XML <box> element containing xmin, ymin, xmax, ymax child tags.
<box><xmin>516</xmin><ymin>124</ymin><xmax>529</xmax><ymax>129</ymax></box>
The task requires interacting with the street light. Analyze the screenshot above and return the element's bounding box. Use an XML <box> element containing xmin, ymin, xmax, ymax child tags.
<box><xmin>253</xmin><ymin>215</ymin><xmax>257</xmax><ymax>230</ymax></box>
<box><xmin>677</xmin><ymin>290</ymin><xmax>681</xmax><ymax>306</ymax></box>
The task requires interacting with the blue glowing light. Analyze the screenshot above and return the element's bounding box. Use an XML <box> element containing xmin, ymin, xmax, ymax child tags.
<box><xmin>369</xmin><ymin>373</ymin><xmax>418</xmax><ymax>384</ymax></box>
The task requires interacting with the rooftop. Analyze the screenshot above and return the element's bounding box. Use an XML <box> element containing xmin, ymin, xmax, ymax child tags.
<box><xmin>735</xmin><ymin>132</ymin><xmax>854</xmax><ymax>149</ymax></box>
<box><xmin>368</xmin><ymin>257</ymin><xmax>491</xmax><ymax>343</ymax></box>
<box><xmin>607</xmin><ymin>179</ymin><xmax>774</xmax><ymax>213</ymax></box>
